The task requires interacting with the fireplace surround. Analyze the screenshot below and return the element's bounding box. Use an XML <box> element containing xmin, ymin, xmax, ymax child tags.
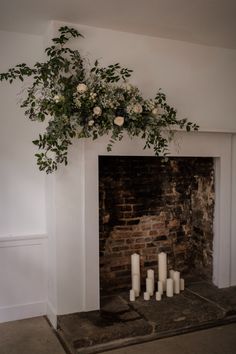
<box><xmin>46</xmin><ymin>131</ymin><xmax>236</xmax><ymax>327</ymax></box>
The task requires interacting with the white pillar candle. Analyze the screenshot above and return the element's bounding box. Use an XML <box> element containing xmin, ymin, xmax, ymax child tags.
<box><xmin>131</xmin><ymin>253</ymin><xmax>140</xmax><ymax>275</ymax></box>
<box><xmin>158</xmin><ymin>252</ymin><xmax>167</xmax><ymax>290</ymax></box>
<box><xmin>131</xmin><ymin>253</ymin><xmax>140</xmax><ymax>295</ymax></box>
<box><xmin>129</xmin><ymin>289</ymin><xmax>135</xmax><ymax>302</ymax></box>
<box><xmin>157</xmin><ymin>280</ymin><xmax>163</xmax><ymax>295</ymax></box>
<box><xmin>144</xmin><ymin>291</ymin><xmax>150</xmax><ymax>301</ymax></box>
<box><xmin>147</xmin><ymin>269</ymin><xmax>154</xmax><ymax>280</ymax></box>
<box><xmin>173</xmin><ymin>271</ymin><xmax>180</xmax><ymax>294</ymax></box>
<box><xmin>166</xmin><ymin>278</ymin><xmax>174</xmax><ymax>297</ymax></box>
<box><xmin>169</xmin><ymin>269</ymin><xmax>175</xmax><ymax>280</ymax></box>
<box><xmin>146</xmin><ymin>277</ymin><xmax>154</xmax><ymax>296</ymax></box>
<box><xmin>155</xmin><ymin>291</ymin><xmax>162</xmax><ymax>301</ymax></box>
<box><xmin>180</xmin><ymin>278</ymin><xmax>185</xmax><ymax>291</ymax></box>
<box><xmin>132</xmin><ymin>274</ymin><xmax>140</xmax><ymax>297</ymax></box>
<box><xmin>147</xmin><ymin>269</ymin><xmax>155</xmax><ymax>293</ymax></box>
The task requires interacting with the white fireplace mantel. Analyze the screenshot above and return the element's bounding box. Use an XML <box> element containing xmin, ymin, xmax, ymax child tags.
<box><xmin>46</xmin><ymin>131</ymin><xmax>236</xmax><ymax>327</ymax></box>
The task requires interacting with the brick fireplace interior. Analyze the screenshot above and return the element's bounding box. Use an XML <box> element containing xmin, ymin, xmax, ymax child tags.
<box><xmin>99</xmin><ymin>156</ymin><xmax>215</xmax><ymax>295</ymax></box>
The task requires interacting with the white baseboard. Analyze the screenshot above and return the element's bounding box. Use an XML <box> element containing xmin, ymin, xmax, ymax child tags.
<box><xmin>0</xmin><ymin>301</ymin><xmax>47</xmax><ymax>323</ymax></box>
<box><xmin>46</xmin><ymin>301</ymin><xmax>57</xmax><ymax>328</ymax></box>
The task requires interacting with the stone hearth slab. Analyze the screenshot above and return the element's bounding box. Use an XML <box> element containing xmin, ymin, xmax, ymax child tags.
<box><xmin>127</xmin><ymin>289</ymin><xmax>225</xmax><ymax>332</ymax></box>
<box><xmin>57</xmin><ymin>283</ymin><xmax>236</xmax><ymax>354</ymax></box>
<box><xmin>186</xmin><ymin>282</ymin><xmax>236</xmax><ymax>315</ymax></box>
<box><xmin>57</xmin><ymin>308</ymin><xmax>153</xmax><ymax>354</ymax></box>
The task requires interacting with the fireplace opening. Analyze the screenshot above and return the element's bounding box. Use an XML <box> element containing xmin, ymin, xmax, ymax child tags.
<box><xmin>99</xmin><ymin>156</ymin><xmax>215</xmax><ymax>296</ymax></box>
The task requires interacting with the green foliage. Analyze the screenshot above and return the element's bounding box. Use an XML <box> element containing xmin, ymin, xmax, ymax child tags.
<box><xmin>0</xmin><ymin>26</ymin><xmax>199</xmax><ymax>173</ymax></box>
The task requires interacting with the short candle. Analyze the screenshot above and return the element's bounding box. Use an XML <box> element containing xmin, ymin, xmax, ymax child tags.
<box><xmin>129</xmin><ymin>289</ymin><xmax>135</xmax><ymax>302</ymax></box>
<box><xmin>144</xmin><ymin>292</ymin><xmax>150</xmax><ymax>301</ymax></box>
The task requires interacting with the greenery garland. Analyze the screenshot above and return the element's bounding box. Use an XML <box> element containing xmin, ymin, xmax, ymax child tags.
<box><xmin>0</xmin><ymin>26</ymin><xmax>198</xmax><ymax>173</ymax></box>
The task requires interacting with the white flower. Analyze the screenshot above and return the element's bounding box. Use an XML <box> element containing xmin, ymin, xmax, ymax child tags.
<box><xmin>93</xmin><ymin>106</ymin><xmax>102</xmax><ymax>116</ymax></box>
<box><xmin>88</xmin><ymin>119</ymin><xmax>95</xmax><ymax>126</ymax></box>
<box><xmin>114</xmin><ymin>116</ymin><xmax>124</xmax><ymax>126</ymax></box>
<box><xmin>76</xmin><ymin>83</ymin><xmax>88</xmax><ymax>94</ymax></box>
<box><xmin>152</xmin><ymin>108</ymin><xmax>159</xmax><ymax>116</ymax></box>
<box><xmin>53</xmin><ymin>94</ymin><xmax>64</xmax><ymax>103</ymax></box>
<box><xmin>90</xmin><ymin>92</ymin><xmax>97</xmax><ymax>99</ymax></box>
<box><xmin>74</xmin><ymin>98</ymin><xmax>81</xmax><ymax>108</ymax></box>
<box><xmin>133</xmin><ymin>103</ymin><xmax>143</xmax><ymax>114</ymax></box>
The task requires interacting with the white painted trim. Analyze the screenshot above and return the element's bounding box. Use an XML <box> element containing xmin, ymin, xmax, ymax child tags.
<box><xmin>0</xmin><ymin>302</ymin><xmax>47</xmax><ymax>323</ymax></box>
<box><xmin>46</xmin><ymin>301</ymin><xmax>57</xmax><ymax>329</ymax></box>
<box><xmin>0</xmin><ymin>234</ymin><xmax>47</xmax><ymax>243</ymax></box>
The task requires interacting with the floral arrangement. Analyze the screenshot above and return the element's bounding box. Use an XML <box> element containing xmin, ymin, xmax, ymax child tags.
<box><xmin>0</xmin><ymin>26</ymin><xmax>198</xmax><ymax>173</ymax></box>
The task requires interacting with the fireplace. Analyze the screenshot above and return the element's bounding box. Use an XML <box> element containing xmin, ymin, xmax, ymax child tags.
<box><xmin>99</xmin><ymin>156</ymin><xmax>214</xmax><ymax>295</ymax></box>
<box><xmin>77</xmin><ymin>131</ymin><xmax>232</xmax><ymax>314</ymax></box>
<box><xmin>46</xmin><ymin>131</ymin><xmax>234</xmax><ymax>327</ymax></box>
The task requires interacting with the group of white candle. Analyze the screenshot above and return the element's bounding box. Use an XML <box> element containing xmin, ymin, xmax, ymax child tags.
<box><xmin>130</xmin><ymin>252</ymin><xmax>185</xmax><ymax>302</ymax></box>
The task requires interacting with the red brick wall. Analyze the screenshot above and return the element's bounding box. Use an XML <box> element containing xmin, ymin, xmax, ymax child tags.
<box><xmin>99</xmin><ymin>156</ymin><xmax>214</xmax><ymax>294</ymax></box>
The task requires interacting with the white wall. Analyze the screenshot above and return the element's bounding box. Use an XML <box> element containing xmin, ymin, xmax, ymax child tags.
<box><xmin>0</xmin><ymin>30</ymin><xmax>46</xmax><ymax>236</ymax></box>
<box><xmin>0</xmin><ymin>30</ymin><xmax>47</xmax><ymax>322</ymax></box>
<box><xmin>54</xmin><ymin>20</ymin><xmax>236</xmax><ymax>133</ymax></box>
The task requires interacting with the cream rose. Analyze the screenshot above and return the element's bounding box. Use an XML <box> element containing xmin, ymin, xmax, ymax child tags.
<box><xmin>76</xmin><ymin>83</ymin><xmax>88</xmax><ymax>93</ymax></box>
<box><xmin>93</xmin><ymin>106</ymin><xmax>102</xmax><ymax>116</ymax></box>
<box><xmin>133</xmin><ymin>103</ymin><xmax>143</xmax><ymax>114</ymax></box>
<box><xmin>152</xmin><ymin>108</ymin><xmax>159</xmax><ymax>116</ymax></box>
<box><xmin>114</xmin><ymin>116</ymin><xmax>124</xmax><ymax>126</ymax></box>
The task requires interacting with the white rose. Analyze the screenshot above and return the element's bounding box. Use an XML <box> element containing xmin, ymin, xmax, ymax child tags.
<box><xmin>76</xmin><ymin>83</ymin><xmax>88</xmax><ymax>94</ymax></box>
<box><xmin>152</xmin><ymin>108</ymin><xmax>159</xmax><ymax>116</ymax></box>
<box><xmin>88</xmin><ymin>119</ymin><xmax>95</xmax><ymax>126</ymax></box>
<box><xmin>133</xmin><ymin>103</ymin><xmax>143</xmax><ymax>114</ymax></box>
<box><xmin>114</xmin><ymin>116</ymin><xmax>124</xmax><ymax>126</ymax></box>
<box><xmin>93</xmin><ymin>106</ymin><xmax>102</xmax><ymax>116</ymax></box>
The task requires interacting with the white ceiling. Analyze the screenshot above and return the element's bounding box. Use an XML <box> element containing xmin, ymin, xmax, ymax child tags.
<box><xmin>0</xmin><ymin>0</ymin><xmax>236</xmax><ymax>49</ymax></box>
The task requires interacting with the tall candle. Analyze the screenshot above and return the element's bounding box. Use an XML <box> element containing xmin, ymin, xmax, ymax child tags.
<box><xmin>169</xmin><ymin>269</ymin><xmax>175</xmax><ymax>280</ymax></box>
<box><xmin>131</xmin><ymin>253</ymin><xmax>140</xmax><ymax>275</ymax></box>
<box><xmin>166</xmin><ymin>278</ymin><xmax>174</xmax><ymax>297</ymax></box>
<box><xmin>131</xmin><ymin>253</ymin><xmax>140</xmax><ymax>295</ymax></box>
<box><xmin>173</xmin><ymin>271</ymin><xmax>180</xmax><ymax>294</ymax></box>
<box><xmin>157</xmin><ymin>280</ymin><xmax>163</xmax><ymax>295</ymax></box>
<box><xmin>158</xmin><ymin>252</ymin><xmax>167</xmax><ymax>290</ymax></box>
<box><xmin>132</xmin><ymin>274</ymin><xmax>140</xmax><ymax>297</ymax></box>
<box><xmin>146</xmin><ymin>277</ymin><xmax>154</xmax><ymax>296</ymax></box>
<box><xmin>147</xmin><ymin>269</ymin><xmax>154</xmax><ymax>280</ymax></box>
<box><xmin>147</xmin><ymin>269</ymin><xmax>155</xmax><ymax>293</ymax></box>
